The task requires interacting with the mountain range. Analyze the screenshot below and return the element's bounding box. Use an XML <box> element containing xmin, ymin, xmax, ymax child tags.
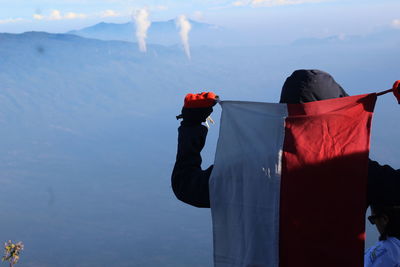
<box><xmin>68</xmin><ymin>19</ymin><xmax>233</xmax><ymax>46</ymax></box>
<box><xmin>68</xmin><ymin>19</ymin><xmax>400</xmax><ymax>48</ymax></box>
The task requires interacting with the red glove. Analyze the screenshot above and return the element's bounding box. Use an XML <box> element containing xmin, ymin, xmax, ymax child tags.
<box><xmin>183</xmin><ymin>92</ymin><xmax>218</xmax><ymax>108</ymax></box>
<box><xmin>393</xmin><ymin>80</ymin><xmax>400</xmax><ymax>104</ymax></box>
<box><xmin>177</xmin><ymin>92</ymin><xmax>218</xmax><ymax>126</ymax></box>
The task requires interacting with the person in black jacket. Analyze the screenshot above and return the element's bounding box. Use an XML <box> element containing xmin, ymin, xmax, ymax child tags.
<box><xmin>172</xmin><ymin>69</ymin><xmax>400</xmax><ymax>208</ymax></box>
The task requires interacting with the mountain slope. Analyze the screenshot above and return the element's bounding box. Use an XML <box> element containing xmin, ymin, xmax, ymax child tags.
<box><xmin>0</xmin><ymin>31</ymin><xmax>399</xmax><ymax>266</ymax></box>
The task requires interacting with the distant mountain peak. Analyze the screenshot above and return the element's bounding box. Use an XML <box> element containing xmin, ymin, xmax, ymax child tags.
<box><xmin>67</xmin><ymin>19</ymin><xmax>224</xmax><ymax>45</ymax></box>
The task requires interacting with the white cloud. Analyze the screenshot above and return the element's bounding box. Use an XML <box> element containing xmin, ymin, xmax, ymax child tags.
<box><xmin>33</xmin><ymin>14</ymin><xmax>44</xmax><ymax>20</ymax></box>
<box><xmin>392</xmin><ymin>19</ymin><xmax>400</xmax><ymax>29</ymax></box>
<box><xmin>64</xmin><ymin>12</ymin><xmax>87</xmax><ymax>19</ymax></box>
<box><xmin>34</xmin><ymin>10</ymin><xmax>87</xmax><ymax>21</ymax></box>
<box><xmin>232</xmin><ymin>0</ymin><xmax>324</xmax><ymax>7</ymax></box>
<box><xmin>101</xmin><ymin>9</ymin><xmax>120</xmax><ymax>18</ymax></box>
<box><xmin>0</xmin><ymin>18</ymin><xmax>24</xmax><ymax>24</ymax></box>
<box><xmin>233</xmin><ymin>1</ymin><xmax>247</xmax><ymax>6</ymax></box>
<box><xmin>49</xmin><ymin>10</ymin><xmax>63</xmax><ymax>20</ymax></box>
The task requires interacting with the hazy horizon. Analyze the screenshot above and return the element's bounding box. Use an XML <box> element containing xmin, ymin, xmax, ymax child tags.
<box><xmin>1</xmin><ymin>0</ymin><xmax>400</xmax><ymax>44</ymax></box>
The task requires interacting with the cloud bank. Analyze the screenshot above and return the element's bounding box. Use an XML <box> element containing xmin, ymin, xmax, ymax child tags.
<box><xmin>33</xmin><ymin>10</ymin><xmax>87</xmax><ymax>21</ymax></box>
<box><xmin>101</xmin><ymin>10</ymin><xmax>120</xmax><ymax>18</ymax></box>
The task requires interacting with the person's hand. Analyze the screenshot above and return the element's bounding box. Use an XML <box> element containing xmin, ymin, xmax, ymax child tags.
<box><xmin>177</xmin><ymin>92</ymin><xmax>218</xmax><ymax>126</ymax></box>
<box><xmin>393</xmin><ymin>80</ymin><xmax>400</xmax><ymax>104</ymax></box>
<box><xmin>183</xmin><ymin>92</ymin><xmax>218</xmax><ymax>108</ymax></box>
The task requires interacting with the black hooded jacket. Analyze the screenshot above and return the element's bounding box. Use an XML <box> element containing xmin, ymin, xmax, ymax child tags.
<box><xmin>172</xmin><ymin>69</ymin><xmax>400</xmax><ymax>208</ymax></box>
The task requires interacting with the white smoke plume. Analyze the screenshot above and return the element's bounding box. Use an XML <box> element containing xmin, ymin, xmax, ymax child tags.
<box><xmin>132</xmin><ymin>9</ymin><xmax>151</xmax><ymax>52</ymax></box>
<box><xmin>176</xmin><ymin>15</ymin><xmax>192</xmax><ymax>59</ymax></box>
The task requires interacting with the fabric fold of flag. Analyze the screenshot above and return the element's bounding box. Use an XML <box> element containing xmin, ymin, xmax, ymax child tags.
<box><xmin>209</xmin><ymin>94</ymin><xmax>377</xmax><ymax>267</ymax></box>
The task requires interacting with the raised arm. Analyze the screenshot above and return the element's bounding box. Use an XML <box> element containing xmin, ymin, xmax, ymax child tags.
<box><xmin>172</xmin><ymin>124</ymin><xmax>213</xmax><ymax>208</ymax></box>
<box><xmin>171</xmin><ymin>92</ymin><xmax>217</xmax><ymax>208</ymax></box>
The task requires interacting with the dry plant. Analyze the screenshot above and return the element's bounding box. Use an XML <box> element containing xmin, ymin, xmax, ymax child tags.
<box><xmin>2</xmin><ymin>240</ymin><xmax>24</xmax><ymax>267</ymax></box>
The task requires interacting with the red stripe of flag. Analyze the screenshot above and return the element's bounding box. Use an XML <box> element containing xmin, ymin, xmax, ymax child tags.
<box><xmin>279</xmin><ymin>94</ymin><xmax>377</xmax><ymax>267</ymax></box>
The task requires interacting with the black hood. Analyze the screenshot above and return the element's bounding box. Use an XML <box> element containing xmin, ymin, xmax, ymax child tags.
<box><xmin>279</xmin><ymin>69</ymin><xmax>348</xmax><ymax>104</ymax></box>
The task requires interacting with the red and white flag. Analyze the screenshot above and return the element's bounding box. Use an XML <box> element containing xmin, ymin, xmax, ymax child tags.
<box><xmin>209</xmin><ymin>94</ymin><xmax>377</xmax><ymax>267</ymax></box>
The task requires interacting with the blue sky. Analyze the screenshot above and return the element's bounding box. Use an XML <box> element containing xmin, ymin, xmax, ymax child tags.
<box><xmin>0</xmin><ymin>0</ymin><xmax>399</xmax><ymax>42</ymax></box>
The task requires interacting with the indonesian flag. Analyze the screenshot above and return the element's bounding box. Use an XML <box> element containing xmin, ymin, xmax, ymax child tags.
<box><xmin>209</xmin><ymin>94</ymin><xmax>377</xmax><ymax>267</ymax></box>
